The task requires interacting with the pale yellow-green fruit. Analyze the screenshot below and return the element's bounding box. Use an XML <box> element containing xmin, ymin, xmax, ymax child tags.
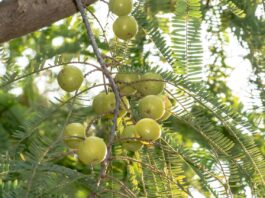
<box><xmin>57</xmin><ymin>65</ymin><xmax>84</xmax><ymax>92</ymax></box>
<box><xmin>135</xmin><ymin>118</ymin><xmax>161</xmax><ymax>141</ymax></box>
<box><xmin>63</xmin><ymin>123</ymin><xmax>85</xmax><ymax>149</ymax></box>
<box><xmin>77</xmin><ymin>136</ymin><xmax>107</xmax><ymax>165</ymax></box>
<box><xmin>92</xmin><ymin>92</ymin><xmax>130</xmax><ymax>117</ymax></box>
<box><xmin>105</xmin><ymin>96</ymin><xmax>130</xmax><ymax>118</ymax></box>
<box><xmin>74</xmin><ymin>186</ymin><xmax>89</xmax><ymax>198</ymax></box>
<box><xmin>92</xmin><ymin>92</ymin><xmax>116</xmax><ymax>115</ymax></box>
<box><xmin>113</xmin><ymin>16</ymin><xmax>138</xmax><ymax>40</ymax></box>
<box><xmin>159</xmin><ymin>95</ymin><xmax>173</xmax><ymax>121</ymax></box>
<box><xmin>105</xmin><ymin>95</ymin><xmax>130</xmax><ymax>118</ymax></box>
<box><xmin>121</xmin><ymin>125</ymin><xmax>143</xmax><ymax>152</ymax></box>
<box><xmin>136</xmin><ymin>72</ymin><xmax>165</xmax><ymax>96</ymax></box>
<box><xmin>115</xmin><ymin>72</ymin><xmax>140</xmax><ymax>96</ymax></box>
<box><xmin>109</xmin><ymin>0</ymin><xmax>133</xmax><ymax>16</ymax></box>
<box><xmin>139</xmin><ymin>95</ymin><xmax>165</xmax><ymax>120</ymax></box>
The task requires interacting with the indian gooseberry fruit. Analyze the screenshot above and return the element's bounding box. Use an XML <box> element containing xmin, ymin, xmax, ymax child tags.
<box><xmin>115</xmin><ymin>72</ymin><xmax>140</xmax><ymax>96</ymax></box>
<box><xmin>77</xmin><ymin>136</ymin><xmax>107</xmax><ymax>165</ymax></box>
<box><xmin>135</xmin><ymin>118</ymin><xmax>161</xmax><ymax>141</ymax></box>
<box><xmin>105</xmin><ymin>96</ymin><xmax>130</xmax><ymax>118</ymax></box>
<box><xmin>63</xmin><ymin>123</ymin><xmax>86</xmax><ymax>149</ymax></box>
<box><xmin>136</xmin><ymin>72</ymin><xmax>165</xmax><ymax>96</ymax></box>
<box><xmin>92</xmin><ymin>92</ymin><xmax>115</xmax><ymax>115</ymax></box>
<box><xmin>159</xmin><ymin>95</ymin><xmax>173</xmax><ymax>121</ymax></box>
<box><xmin>92</xmin><ymin>92</ymin><xmax>129</xmax><ymax>117</ymax></box>
<box><xmin>57</xmin><ymin>65</ymin><xmax>84</xmax><ymax>92</ymax></box>
<box><xmin>113</xmin><ymin>16</ymin><xmax>138</xmax><ymax>40</ymax></box>
<box><xmin>120</xmin><ymin>125</ymin><xmax>143</xmax><ymax>152</ymax></box>
<box><xmin>139</xmin><ymin>95</ymin><xmax>165</xmax><ymax>120</ymax></box>
<box><xmin>109</xmin><ymin>0</ymin><xmax>133</xmax><ymax>16</ymax></box>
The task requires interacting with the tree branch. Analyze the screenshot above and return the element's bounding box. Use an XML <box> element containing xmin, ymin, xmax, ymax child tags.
<box><xmin>74</xmin><ymin>0</ymin><xmax>121</xmax><ymax>195</ymax></box>
<box><xmin>0</xmin><ymin>0</ymin><xmax>97</xmax><ymax>43</ymax></box>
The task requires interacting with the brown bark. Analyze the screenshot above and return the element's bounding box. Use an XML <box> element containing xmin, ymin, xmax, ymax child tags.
<box><xmin>0</xmin><ymin>0</ymin><xmax>97</xmax><ymax>43</ymax></box>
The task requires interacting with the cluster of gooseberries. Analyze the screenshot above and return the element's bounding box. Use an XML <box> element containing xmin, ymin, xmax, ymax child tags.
<box><xmin>92</xmin><ymin>70</ymin><xmax>173</xmax><ymax>153</ymax></box>
<box><xmin>57</xmin><ymin>65</ymin><xmax>108</xmax><ymax>165</ymax></box>
<box><xmin>109</xmin><ymin>0</ymin><xmax>138</xmax><ymax>40</ymax></box>
<box><xmin>92</xmin><ymin>71</ymin><xmax>172</xmax><ymax>154</ymax></box>
<box><xmin>55</xmin><ymin>0</ymin><xmax>172</xmax><ymax>166</ymax></box>
<box><xmin>57</xmin><ymin>64</ymin><xmax>174</xmax><ymax>165</ymax></box>
<box><xmin>113</xmin><ymin>71</ymin><xmax>173</xmax><ymax>152</ymax></box>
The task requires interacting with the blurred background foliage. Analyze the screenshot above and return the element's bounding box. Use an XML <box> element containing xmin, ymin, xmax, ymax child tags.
<box><xmin>0</xmin><ymin>0</ymin><xmax>265</xmax><ymax>197</ymax></box>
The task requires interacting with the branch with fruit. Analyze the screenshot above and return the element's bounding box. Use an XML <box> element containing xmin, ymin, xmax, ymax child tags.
<box><xmin>54</xmin><ymin>0</ymin><xmax>175</xmax><ymax>196</ymax></box>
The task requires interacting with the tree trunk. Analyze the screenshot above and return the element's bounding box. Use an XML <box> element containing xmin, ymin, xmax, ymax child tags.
<box><xmin>0</xmin><ymin>0</ymin><xmax>97</xmax><ymax>44</ymax></box>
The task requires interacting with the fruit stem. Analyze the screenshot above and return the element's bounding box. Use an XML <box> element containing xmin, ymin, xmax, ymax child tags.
<box><xmin>74</xmin><ymin>0</ymin><xmax>121</xmax><ymax>195</ymax></box>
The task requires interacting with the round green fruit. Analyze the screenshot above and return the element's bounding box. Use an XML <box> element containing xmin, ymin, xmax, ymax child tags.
<box><xmin>63</xmin><ymin>123</ymin><xmax>86</xmax><ymax>149</ymax></box>
<box><xmin>77</xmin><ymin>136</ymin><xmax>107</xmax><ymax>165</ymax></box>
<box><xmin>121</xmin><ymin>125</ymin><xmax>143</xmax><ymax>152</ymax></box>
<box><xmin>113</xmin><ymin>16</ymin><xmax>138</xmax><ymax>40</ymax></box>
<box><xmin>57</xmin><ymin>65</ymin><xmax>84</xmax><ymax>92</ymax></box>
<box><xmin>92</xmin><ymin>93</ymin><xmax>106</xmax><ymax>115</ymax></box>
<box><xmin>139</xmin><ymin>95</ymin><xmax>165</xmax><ymax>120</ymax></box>
<box><xmin>115</xmin><ymin>72</ymin><xmax>140</xmax><ymax>96</ymax></box>
<box><xmin>105</xmin><ymin>96</ymin><xmax>130</xmax><ymax>118</ymax></box>
<box><xmin>135</xmin><ymin>118</ymin><xmax>161</xmax><ymax>141</ymax></box>
<box><xmin>92</xmin><ymin>92</ymin><xmax>129</xmax><ymax>117</ymax></box>
<box><xmin>159</xmin><ymin>95</ymin><xmax>173</xmax><ymax>121</ymax></box>
<box><xmin>109</xmin><ymin>0</ymin><xmax>133</xmax><ymax>16</ymax></box>
<box><xmin>74</xmin><ymin>186</ymin><xmax>89</xmax><ymax>198</ymax></box>
<box><xmin>92</xmin><ymin>92</ymin><xmax>115</xmax><ymax>115</ymax></box>
<box><xmin>136</xmin><ymin>72</ymin><xmax>165</xmax><ymax>96</ymax></box>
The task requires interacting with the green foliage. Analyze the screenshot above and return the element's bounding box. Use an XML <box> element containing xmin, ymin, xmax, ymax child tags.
<box><xmin>222</xmin><ymin>0</ymin><xmax>247</xmax><ymax>18</ymax></box>
<box><xmin>172</xmin><ymin>0</ymin><xmax>203</xmax><ymax>81</ymax></box>
<box><xmin>133</xmin><ymin>1</ymin><xmax>182</xmax><ymax>72</ymax></box>
<box><xmin>0</xmin><ymin>0</ymin><xmax>265</xmax><ymax>197</ymax></box>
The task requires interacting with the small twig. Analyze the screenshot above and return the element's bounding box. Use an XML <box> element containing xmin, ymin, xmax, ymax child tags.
<box><xmin>102</xmin><ymin>54</ymin><xmax>124</xmax><ymax>67</ymax></box>
<box><xmin>85</xmin><ymin>116</ymin><xmax>100</xmax><ymax>137</ymax></box>
<box><xmin>206</xmin><ymin>0</ymin><xmax>210</xmax><ymax>8</ymax></box>
<box><xmin>112</xmin><ymin>155</ymin><xmax>192</xmax><ymax>196</ymax></box>
<box><xmin>87</xmin><ymin>9</ymin><xmax>113</xmax><ymax>58</ymax></box>
<box><xmin>0</xmin><ymin>61</ymin><xmax>102</xmax><ymax>88</ymax></box>
<box><xmin>106</xmin><ymin>175</ymin><xmax>137</xmax><ymax>198</ymax></box>
<box><xmin>84</xmin><ymin>68</ymin><xmax>99</xmax><ymax>78</ymax></box>
<box><xmin>86</xmin><ymin>7</ymin><xmax>114</xmax><ymax>93</ymax></box>
<box><xmin>100</xmin><ymin>0</ymin><xmax>108</xmax><ymax>4</ymax></box>
<box><xmin>74</xmin><ymin>0</ymin><xmax>121</xmax><ymax>195</ymax></box>
<box><xmin>210</xmin><ymin>149</ymin><xmax>233</xmax><ymax>197</ymax></box>
<box><xmin>44</xmin><ymin>150</ymin><xmax>77</xmax><ymax>162</ymax></box>
<box><xmin>117</xmin><ymin>137</ymin><xmax>156</xmax><ymax>144</ymax></box>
